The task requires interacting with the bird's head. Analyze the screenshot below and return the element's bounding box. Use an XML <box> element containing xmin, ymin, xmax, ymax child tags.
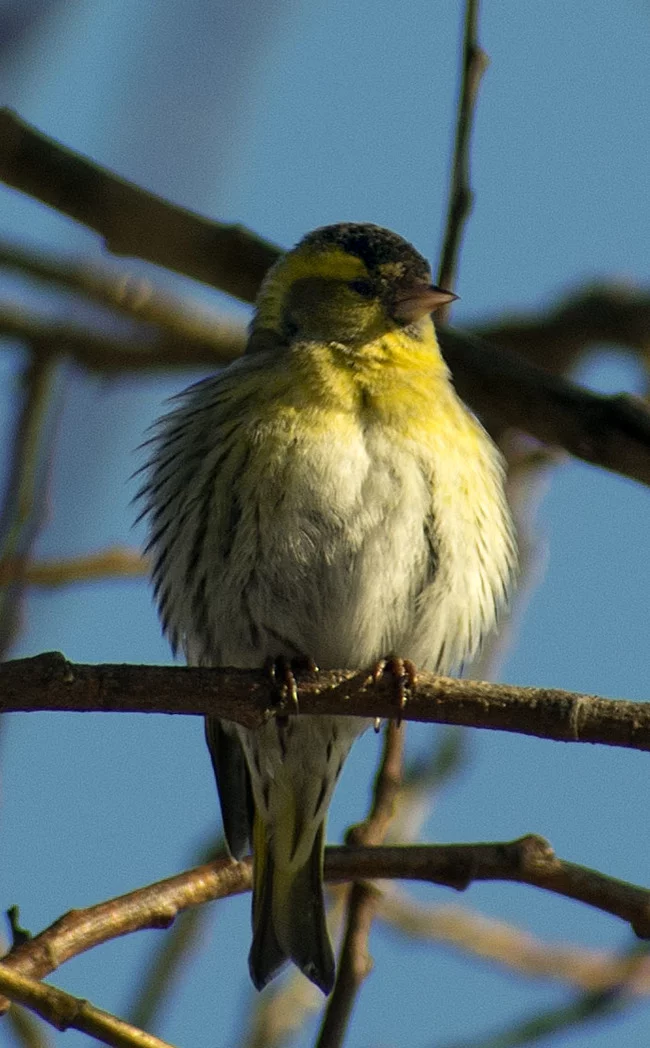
<box><xmin>249</xmin><ymin>223</ymin><xmax>456</xmax><ymax>350</ymax></box>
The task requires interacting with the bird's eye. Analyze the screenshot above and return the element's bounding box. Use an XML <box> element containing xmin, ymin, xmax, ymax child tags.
<box><xmin>348</xmin><ymin>278</ymin><xmax>375</xmax><ymax>299</ymax></box>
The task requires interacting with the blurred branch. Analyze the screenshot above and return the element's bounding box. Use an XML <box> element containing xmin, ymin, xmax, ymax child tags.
<box><xmin>4</xmin><ymin>837</ymin><xmax>650</xmax><ymax>1012</ymax></box>
<box><xmin>478</xmin><ymin>282</ymin><xmax>650</xmax><ymax>377</ymax></box>
<box><xmin>378</xmin><ymin>890</ymin><xmax>650</xmax><ymax>993</ymax></box>
<box><xmin>438</xmin><ymin>948</ymin><xmax>648</xmax><ymax>1048</ymax></box>
<box><xmin>0</xmin><ymin>299</ymin><xmax>246</xmax><ymax>371</ymax></box>
<box><xmin>0</xmin><ymin>356</ymin><xmax>60</xmax><ymax>655</ymax></box>
<box><xmin>439</xmin><ymin>325</ymin><xmax>650</xmax><ymax>488</ymax></box>
<box><xmin>2</xmin><ymin>111</ymin><xmax>650</xmax><ymax>487</ymax></box>
<box><xmin>127</xmin><ymin>910</ymin><xmax>205</xmax><ymax>1035</ymax></box>
<box><xmin>0</xmin><ymin>238</ymin><xmax>249</xmax><ymax>346</ymax></box>
<box><xmin>437</xmin><ymin>0</ymin><xmax>489</xmax><ymax>320</ymax></box>
<box><xmin>245</xmin><ymin>971</ymin><xmax>324</xmax><ymax>1048</ymax></box>
<box><xmin>4</xmin><ymin>653</ymin><xmax>650</xmax><ymax>756</ymax></box>
<box><xmin>6</xmin><ymin>1003</ymin><xmax>53</xmax><ymax>1048</ymax></box>
<box><xmin>8</xmin><ymin>297</ymin><xmax>650</xmax><ymax>487</ymax></box>
<box><xmin>0</xmin><ymin>963</ymin><xmax>176</xmax><ymax>1048</ymax></box>
<box><xmin>0</xmin><ymin>108</ymin><xmax>278</xmax><ymax>302</ymax></box>
<box><xmin>0</xmin><ymin>546</ymin><xmax>147</xmax><ymax>587</ymax></box>
<box><xmin>317</xmin><ymin>722</ymin><xmax>404</xmax><ymax>1048</ymax></box>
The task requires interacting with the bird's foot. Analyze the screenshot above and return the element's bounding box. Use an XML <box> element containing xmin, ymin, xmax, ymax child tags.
<box><xmin>265</xmin><ymin>655</ymin><xmax>319</xmax><ymax>716</ymax></box>
<box><xmin>371</xmin><ymin>656</ymin><xmax>417</xmax><ymax>729</ymax></box>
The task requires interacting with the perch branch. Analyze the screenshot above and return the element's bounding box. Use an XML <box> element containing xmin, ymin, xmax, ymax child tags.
<box><xmin>2</xmin><ymin>653</ymin><xmax>650</xmax><ymax>755</ymax></box>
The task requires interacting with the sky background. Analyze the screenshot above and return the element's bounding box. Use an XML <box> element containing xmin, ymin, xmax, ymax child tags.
<box><xmin>1</xmin><ymin>2</ymin><xmax>649</xmax><ymax>1047</ymax></box>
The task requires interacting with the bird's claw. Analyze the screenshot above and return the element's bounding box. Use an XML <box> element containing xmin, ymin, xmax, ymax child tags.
<box><xmin>372</xmin><ymin>656</ymin><xmax>417</xmax><ymax>728</ymax></box>
<box><xmin>265</xmin><ymin>655</ymin><xmax>319</xmax><ymax>716</ymax></box>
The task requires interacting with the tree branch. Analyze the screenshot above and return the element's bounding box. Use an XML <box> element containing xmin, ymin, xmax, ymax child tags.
<box><xmin>0</xmin><ymin>548</ymin><xmax>147</xmax><ymax>587</ymax></box>
<box><xmin>0</xmin><ymin>109</ymin><xmax>277</xmax><ymax>302</ymax></box>
<box><xmin>2</xmin><ymin>111</ymin><xmax>650</xmax><ymax>489</ymax></box>
<box><xmin>438</xmin><ymin>325</ymin><xmax>650</xmax><ymax>488</ymax></box>
<box><xmin>0</xmin><ymin>964</ymin><xmax>176</xmax><ymax>1048</ymax></box>
<box><xmin>318</xmin><ymin>722</ymin><xmax>404</xmax><ymax>1048</ymax></box>
<box><xmin>2</xmin><ymin>652</ymin><xmax>650</xmax><ymax>754</ymax></box>
<box><xmin>0</xmin><ymin>299</ymin><xmax>246</xmax><ymax>371</ymax></box>
<box><xmin>376</xmin><ymin>889</ymin><xmax>650</xmax><ymax>993</ymax></box>
<box><xmin>0</xmin><ymin>357</ymin><xmax>60</xmax><ymax>656</ymax></box>
<box><xmin>3</xmin><ymin>836</ymin><xmax>650</xmax><ymax>1014</ymax></box>
<box><xmin>0</xmin><ymin>237</ymin><xmax>249</xmax><ymax>348</ymax></box>
<box><xmin>436</xmin><ymin>0</ymin><xmax>489</xmax><ymax>320</ymax></box>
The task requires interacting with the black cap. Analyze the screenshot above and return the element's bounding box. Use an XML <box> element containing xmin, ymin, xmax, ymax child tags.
<box><xmin>299</xmin><ymin>223</ymin><xmax>431</xmax><ymax>282</ymax></box>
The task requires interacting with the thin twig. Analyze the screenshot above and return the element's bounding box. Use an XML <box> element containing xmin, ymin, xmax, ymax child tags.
<box><xmin>0</xmin><ymin>547</ymin><xmax>148</xmax><ymax>587</ymax></box>
<box><xmin>317</xmin><ymin>723</ymin><xmax>404</xmax><ymax>1048</ymax></box>
<box><xmin>347</xmin><ymin>722</ymin><xmax>405</xmax><ymax>849</ymax></box>
<box><xmin>3</xmin><ymin>836</ymin><xmax>650</xmax><ymax>1014</ymax></box>
<box><xmin>0</xmin><ymin>356</ymin><xmax>60</xmax><ymax>655</ymax></box>
<box><xmin>437</xmin><ymin>0</ymin><xmax>489</xmax><ymax>320</ymax></box>
<box><xmin>316</xmin><ymin>882</ymin><xmax>379</xmax><ymax>1048</ymax></box>
<box><xmin>0</xmin><ymin>963</ymin><xmax>177</xmax><ymax>1048</ymax></box>
<box><xmin>3</xmin><ymin>653</ymin><xmax>650</xmax><ymax>755</ymax></box>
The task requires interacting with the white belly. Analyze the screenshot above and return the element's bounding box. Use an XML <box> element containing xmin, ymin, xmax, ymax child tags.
<box><xmin>214</xmin><ymin>424</ymin><xmax>435</xmax><ymax>669</ymax></box>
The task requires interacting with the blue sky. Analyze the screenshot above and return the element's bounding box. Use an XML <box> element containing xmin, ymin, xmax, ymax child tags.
<box><xmin>1</xmin><ymin>2</ymin><xmax>650</xmax><ymax>1047</ymax></box>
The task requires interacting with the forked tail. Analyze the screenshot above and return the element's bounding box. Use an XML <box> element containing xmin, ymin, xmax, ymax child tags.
<box><xmin>249</xmin><ymin>816</ymin><xmax>335</xmax><ymax>994</ymax></box>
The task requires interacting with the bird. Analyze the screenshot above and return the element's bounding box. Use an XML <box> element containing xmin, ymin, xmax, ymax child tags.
<box><xmin>138</xmin><ymin>222</ymin><xmax>516</xmax><ymax>995</ymax></box>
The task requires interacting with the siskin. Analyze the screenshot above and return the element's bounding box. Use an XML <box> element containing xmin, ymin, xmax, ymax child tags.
<box><xmin>139</xmin><ymin>223</ymin><xmax>516</xmax><ymax>994</ymax></box>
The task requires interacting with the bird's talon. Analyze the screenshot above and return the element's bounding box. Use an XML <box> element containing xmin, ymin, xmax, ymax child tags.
<box><xmin>372</xmin><ymin>656</ymin><xmax>417</xmax><ymax>727</ymax></box>
<box><xmin>265</xmin><ymin>654</ymin><xmax>319</xmax><ymax>716</ymax></box>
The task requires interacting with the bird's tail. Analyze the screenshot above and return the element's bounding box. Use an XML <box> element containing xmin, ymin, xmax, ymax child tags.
<box><xmin>249</xmin><ymin>812</ymin><xmax>335</xmax><ymax>994</ymax></box>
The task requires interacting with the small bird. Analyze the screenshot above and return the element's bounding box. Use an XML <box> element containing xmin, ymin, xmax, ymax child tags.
<box><xmin>139</xmin><ymin>223</ymin><xmax>516</xmax><ymax>994</ymax></box>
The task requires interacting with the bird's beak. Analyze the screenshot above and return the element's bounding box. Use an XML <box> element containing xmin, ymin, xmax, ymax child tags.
<box><xmin>393</xmin><ymin>283</ymin><xmax>458</xmax><ymax>323</ymax></box>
